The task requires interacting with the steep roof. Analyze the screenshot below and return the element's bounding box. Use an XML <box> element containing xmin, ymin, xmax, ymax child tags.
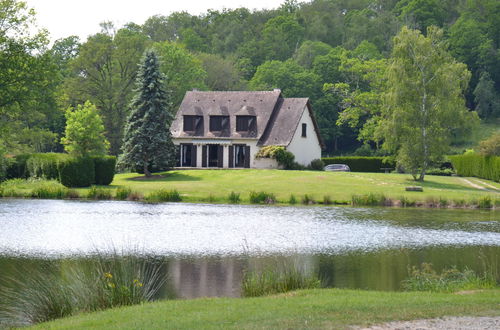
<box><xmin>171</xmin><ymin>90</ymin><xmax>323</xmax><ymax>148</ymax></box>
<box><xmin>170</xmin><ymin>90</ymin><xmax>281</xmax><ymax>139</ymax></box>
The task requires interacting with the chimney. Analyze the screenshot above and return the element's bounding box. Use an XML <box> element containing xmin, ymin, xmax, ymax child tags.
<box><xmin>273</xmin><ymin>88</ymin><xmax>281</xmax><ymax>92</ymax></box>
<box><xmin>192</xmin><ymin>88</ymin><xmax>199</xmax><ymax>91</ymax></box>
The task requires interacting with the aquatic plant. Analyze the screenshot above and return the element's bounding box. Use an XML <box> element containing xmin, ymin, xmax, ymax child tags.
<box><xmin>87</xmin><ymin>186</ymin><xmax>112</xmax><ymax>200</ymax></box>
<box><xmin>401</xmin><ymin>263</ymin><xmax>496</xmax><ymax>293</ymax></box>
<box><xmin>145</xmin><ymin>189</ymin><xmax>182</xmax><ymax>202</ymax></box>
<box><xmin>30</xmin><ymin>182</ymin><xmax>68</xmax><ymax>199</ymax></box>
<box><xmin>242</xmin><ymin>265</ymin><xmax>321</xmax><ymax>297</ymax></box>
<box><xmin>228</xmin><ymin>191</ymin><xmax>240</xmax><ymax>204</ymax></box>
<box><xmin>351</xmin><ymin>193</ymin><xmax>388</xmax><ymax>206</ymax></box>
<box><xmin>0</xmin><ymin>253</ymin><xmax>167</xmax><ymax>327</ymax></box>
<box><xmin>249</xmin><ymin>191</ymin><xmax>276</xmax><ymax>204</ymax></box>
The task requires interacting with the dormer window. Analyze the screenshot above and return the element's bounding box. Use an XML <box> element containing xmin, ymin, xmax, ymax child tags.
<box><xmin>209</xmin><ymin>115</ymin><xmax>229</xmax><ymax>131</ymax></box>
<box><xmin>183</xmin><ymin>115</ymin><xmax>203</xmax><ymax>133</ymax></box>
<box><xmin>236</xmin><ymin>116</ymin><xmax>256</xmax><ymax>132</ymax></box>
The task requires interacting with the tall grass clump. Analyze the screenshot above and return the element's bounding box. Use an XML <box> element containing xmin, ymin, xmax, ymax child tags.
<box><xmin>478</xmin><ymin>196</ymin><xmax>493</xmax><ymax>209</ymax></box>
<box><xmin>401</xmin><ymin>263</ymin><xmax>496</xmax><ymax>293</ymax></box>
<box><xmin>249</xmin><ymin>191</ymin><xmax>276</xmax><ymax>204</ymax></box>
<box><xmin>301</xmin><ymin>194</ymin><xmax>315</xmax><ymax>205</ymax></box>
<box><xmin>87</xmin><ymin>186</ymin><xmax>112</xmax><ymax>200</ymax></box>
<box><xmin>228</xmin><ymin>191</ymin><xmax>240</xmax><ymax>204</ymax></box>
<box><xmin>288</xmin><ymin>194</ymin><xmax>297</xmax><ymax>205</ymax></box>
<box><xmin>0</xmin><ymin>253</ymin><xmax>167</xmax><ymax>327</ymax></box>
<box><xmin>351</xmin><ymin>193</ymin><xmax>387</xmax><ymax>206</ymax></box>
<box><xmin>145</xmin><ymin>189</ymin><xmax>182</xmax><ymax>202</ymax></box>
<box><xmin>30</xmin><ymin>182</ymin><xmax>68</xmax><ymax>199</ymax></box>
<box><xmin>322</xmin><ymin>195</ymin><xmax>332</xmax><ymax>205</ymax></box>
<box><xmin>242</xmin><ymin>266</ymin><xmax>321</xmax><ymax>297</ymax></box>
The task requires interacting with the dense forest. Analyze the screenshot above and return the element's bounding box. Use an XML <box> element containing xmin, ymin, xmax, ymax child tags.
<box><xmin>1</xmin><ymin>0</ymin><xmax>499</xmax><ymax>158</ymax></box>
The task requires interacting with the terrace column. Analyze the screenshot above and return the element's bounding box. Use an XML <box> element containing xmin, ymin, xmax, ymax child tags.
<box><xmin>196</xmin><ymin>143</ymin><xmax>203</xmax><ymax>168</ymax></box>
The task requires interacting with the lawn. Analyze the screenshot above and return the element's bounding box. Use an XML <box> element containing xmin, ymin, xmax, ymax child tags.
<box><xmin>96</xmin><ymin>170</ymin><xmax>497</xmax><ymax>204</ymax></box>
<box><xmin>33</xmin><ymin>288</ymin><xmax>500</xmax><ymax>329</ymax></box>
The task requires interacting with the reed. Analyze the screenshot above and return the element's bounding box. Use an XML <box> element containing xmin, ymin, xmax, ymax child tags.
<box><xmin>87</xmin><ymin>186</ymin><xmax>112</xmax><ymax>200</ymax></box>
<box><xmin>351</xmin><ymin>193</ymin><xmax>388</xmax><ymax>206</ymax></box>
<box><xmin>249</xmin><ymin>191</ymin><xmax>276</xmax><ymax>204</ymax></box>
<box><xmin>228</xmin><ymin>191</ymin><xmax>240</xmax><ymax>204</ymax></box>
<box><xmin>145</xmin><ymin>189</ymin><xmax>182</xmax><ymax>202</ymax></box>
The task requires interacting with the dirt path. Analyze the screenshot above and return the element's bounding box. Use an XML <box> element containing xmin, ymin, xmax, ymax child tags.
<box><xmin>459</xmin><ymin>178</ymin><xmax>488</xmax><ymax>190</ymax></box>
<box><xmin>357</xmin><ymin>316</ymin><xmax>500</xmax><ymax>330</ymax></box>
<box><xmin>471</xmin><ymin>179</ymin><xmax>500</xmax><ymax>192</ymax></box>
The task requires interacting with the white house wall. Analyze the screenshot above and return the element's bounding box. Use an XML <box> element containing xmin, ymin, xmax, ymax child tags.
<box><xmin>286</xmin><ymin>106</ymin><xmax>322</xmax><ymax>166</ymax></box>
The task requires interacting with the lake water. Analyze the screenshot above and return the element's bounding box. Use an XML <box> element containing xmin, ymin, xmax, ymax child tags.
<box><xmin>0</xmin><ymin>199</ymin><xmax>499</xmax><ymax>298</ymax></box>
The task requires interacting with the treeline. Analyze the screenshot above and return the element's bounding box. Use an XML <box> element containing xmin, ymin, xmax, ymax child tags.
<box><xmin>1</xmin><ymin>0</ymin><xmax>500</xmax><ymax>158</ymax></box>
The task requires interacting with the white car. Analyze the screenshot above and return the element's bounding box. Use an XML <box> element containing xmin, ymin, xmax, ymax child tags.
<box><xmin>324</xmin><ymin>164</ymin><xmax>350</xmax><ymax>172</ymax></box>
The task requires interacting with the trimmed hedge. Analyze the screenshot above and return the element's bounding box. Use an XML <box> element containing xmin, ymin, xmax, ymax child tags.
<box><xmin>26</xmin><ymin>153</ymin><xmax>70</xmax><ymax>179</ymax></box>
<box><xmin>58</xmin><ymin>157</ymin><xmax>95</xmax><ymax>187</ymax></box>
<box><xmin>93</xmin><ymin>156</ymin><xmax>116</xmax><ymax>185</ymax></box>
<box><xmin>450</xmin><ymin>154</ymin><xmax>500</xmax><ymax>182</ymax></box>
<box><xmin>6</xmin><ymin>153</ymin><xmax>32</xmax><ymax>179</ymax></box>
<box><xmin>322</xmin><ymin>157</ymin><xmax>395</xmax><ymax>173</ymax></box>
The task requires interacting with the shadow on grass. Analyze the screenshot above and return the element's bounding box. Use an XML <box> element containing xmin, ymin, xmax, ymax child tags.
<box><xmin>403</xmin><ymin>178</ymin><xmax>486</xmax><ymax>192</ymax></box>
<box><xmin>125</xmin><ymin>171</ymin><xmax>201</xmax><ymax>182</ymax></box>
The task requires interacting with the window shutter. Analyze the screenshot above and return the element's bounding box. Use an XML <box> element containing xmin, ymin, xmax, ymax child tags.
<box><xmin>229</xmin><ymin>146</ymin><xmax>234</xmax><ymax>168</ymax></box>
<box><xmin>202</xmin><ymin>145</ymin><xmax>207</xmax><ymax>168</ymax></box>
<box><xmin>218</xmin><ymin>145</ymin><xmax>224</xmax><ymax>168</ymax></box>
<box><xmin>175</xmin><ymin>145</ymin><xmax>180</xmax><ymax>167</ymax></box>
<box><xmin>191</xmin><ymin>145</ymin><xmax>197</xmax><ymax>167</ymax></box>
<box><xmin>244</xmin><ymin>146</ymin><xmax>251</xmax><ymax>168</ymax></box>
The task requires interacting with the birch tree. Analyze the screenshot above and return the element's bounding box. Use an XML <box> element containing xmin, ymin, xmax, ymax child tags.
<box><xmin>379</xmin><ymin>26</ymin><xmax>478</xmax><ymax>181</ymax></box>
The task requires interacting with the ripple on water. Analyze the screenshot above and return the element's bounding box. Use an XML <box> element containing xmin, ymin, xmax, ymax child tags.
<box><xmin>0</xmin><ymin>199</ymin><xmax>499</xmax><ymax>258</ymax></box>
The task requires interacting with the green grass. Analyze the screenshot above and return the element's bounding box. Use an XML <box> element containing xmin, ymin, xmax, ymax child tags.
<box><xmin>32</xmin><ymin>288</ymin><xmax>500</xmax><ymax>329</ymax></box>
<box><xmin>2</xmin><ymin>170</ymin><xmax>499</xmax><ymax>207</ymax></box>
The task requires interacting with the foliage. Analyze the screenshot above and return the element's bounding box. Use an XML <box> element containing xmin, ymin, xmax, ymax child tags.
<box><xmin>478</xmin><ymin>133</ymin><xmax>500</xmax><ymax>156</ymax></box>
<box><xmin>378</xmin><ymin>26</ymin><xmax>479</xmax><ymax>181</ymax></box>
<box><xmin>255</xmin><ymin>146</ymin><xmax>295</xmax><ymax>170</ymax></box>
<box><xmin>58</xmin><ymin>157</ymin><xmax>95</xmax><ymax>187</ymax></box>
<box><xmin>402</xmin><ymin>263</ymin><xmax>496</xmax><ymax>293</ymax></box>
<box><xmin>249</xmin><ymin>191</ymin><xmax>276</xmax><ymax>204</ymax></box>
<box><xmin>25</xmin><ymin>153</ymin><xmax>69</xmax><ymax>180</ymax></box>
<box><xmin>86</xmin><ymin>186</ymin><xmax>112</xmax><ymax>200</ymax></box>
<box><xmin>228</xmin><ymin>191</ymin><xmax>240</xmax><ymax>204</ymax></box>
<box><xmin>474</xmin><ymin>72</ymin><xmax>500</xmax><ymax>119</ymax></box>
<box><xmin>145</xmin><ymin>189</ymin><xmax>182</xmax><ymax>202</ymax></box>
<box><xmin>61</xmin><ymin>101</ymin><xmax>110</xmax><ymax>157</ymax></box>
<box><xmin>308</xmin><ymin>159</ymin><xmax>324</xmax><ymax>171</ymax></box>
<box><xmin>0</xmin><ymin>253</ymin><xmax>167</xmax><ymax>327</ymax></box>
<box><xmin>197</xmin><ymin>53</ymin><xmax>245</xmax><ymax>91</ymax></box>
<box><xmin>322</xmin><ymin>157</ymin><xmax>395</xmax><ymax>173</ymax></box>
<box><xmin>119</xmin><ymin>49</ymin><xmax>176</xmax><ymax>177</ymax></box>
<box><xmin>450</xmin><ymin>154</ymin><xmax>500</xmax><ymax>182</ymax></box>
<box><xmin>29</xmin><ymin>180</ymin><xmax>68</xmax><ymax>199</ymax></box>
<box><xmin>92</xmin><ymin>156</ymin><xmax>116</xmax><ymax>185</ymax></box>
<box><xmin>351</xmin><ymin>193</ymin><xmax>388</xmax><ymax>207</ymax></box>
<box><xmin>242</xmin><ymin>265</ymin><xmax>321</xmax><ymax>297</ymax></box>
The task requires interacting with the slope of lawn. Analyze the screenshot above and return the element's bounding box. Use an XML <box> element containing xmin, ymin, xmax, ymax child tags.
<box><xmin>33</xmin><ymin>288</ymin><xmax>500</xmax><ymax>329</ymax></box>
<box><xmin>102</xmin><ymin>170</ymin><xmax>498</xmax><ymax>204</ymax></box>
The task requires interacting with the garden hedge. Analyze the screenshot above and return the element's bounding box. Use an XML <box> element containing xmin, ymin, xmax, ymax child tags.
<box><xmin>58</xmin><ymin>157</ymin><xmax>95</xmax><ymax>187</ymax></box>
<box><xmin>322</xmin><ymin>157</ymin><xmax>395</xmax><ymax>172</ymax></box>
<box><xmin>26</xmin><ymin>153</ymin><xmax>69</xmax><ymax>179</ymax></box>
<box><xmin>450</xmin><ymin>154</ymin><xmax>500</xmax><ymax>182</ymax></box>
<box><xmin>92</xmin><ymin>156</ymin><xmax>116</xmax><ymax>185</ymax></box>
<box><xmin>6</xmin><ymin>153</ymin><xmax>32</xmax><ymax>179</ymax></box>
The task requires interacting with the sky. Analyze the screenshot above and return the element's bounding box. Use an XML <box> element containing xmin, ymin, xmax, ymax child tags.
<box><xmin>26</xmin><ymin>0</ymin><xmax>285</xmax><ymax>43</ymax></box>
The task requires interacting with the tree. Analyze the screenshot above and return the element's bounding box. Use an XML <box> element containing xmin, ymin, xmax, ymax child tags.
<box><xmin>478</xmin><ymin>133</ymin><xmax>500</xmax><ymax>156</ymax></box>
<box><xmin>378</xmin><ymin>26</ymin><xmax>478</xmax><ymax>181</ymax></box>
<box><xmin>61</xmin><ymin>101</ymin><xmax>109</xmax><ymax>157</ymax></box>
<box><xmin>197</xmin><ymin>53</ymin><xmax>246</xmax><ymax>91</ymax></box>
<box><xmin>119</xmin><ymin>50</ymin><xmax>176</xmax><ymax>177</ymax></box>
<box><xmin>474</xmin><ymin>71</ymin><xmax>500</xmax><ymax>119</ymax></box>
<box><xmin>262</xmin><ymin>15</ymin><xmax>305</xmax><ymax>61</ymax></box>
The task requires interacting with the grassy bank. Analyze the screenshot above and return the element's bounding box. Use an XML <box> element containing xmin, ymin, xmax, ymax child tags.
<box><xmin>1</xmin><ymin>170</ymin><xmax>499</xmax><ymax>208</ymax></box>
<box><xmin>33</xmin><ymin>288</ymin><xmax>500</xmax><ymax>329</ymax></box>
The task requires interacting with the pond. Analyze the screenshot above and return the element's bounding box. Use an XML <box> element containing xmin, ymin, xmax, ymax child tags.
<box><xmin>0</xmin><ymin>199</ymin><xmax>499</xmax><ymax>298</ymax></box>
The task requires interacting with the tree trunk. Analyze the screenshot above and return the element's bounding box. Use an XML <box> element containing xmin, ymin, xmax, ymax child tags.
<box><xmin>144</xmin><ymin>162</ymin><xmax>151</xmax><ymax>177</ymax></box>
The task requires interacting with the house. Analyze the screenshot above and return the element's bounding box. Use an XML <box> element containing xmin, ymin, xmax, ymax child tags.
<box><xmin>170</xmin><ymin>89</ymin><xmax>323</xmax><ymax>169</ymax></box>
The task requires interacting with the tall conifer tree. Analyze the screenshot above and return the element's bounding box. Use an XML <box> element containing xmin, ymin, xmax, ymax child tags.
<box><xmin>119</xmin><ymin>49</ymin><xmax>176</xmax><ymax>177</ymax></box>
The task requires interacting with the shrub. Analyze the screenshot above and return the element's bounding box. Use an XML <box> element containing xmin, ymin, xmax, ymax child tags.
<box><xmin>145</xmin><ymin>189</ymin><xmax>182</xmax><ymax>202</ymax></box>
<box><xmin>93</xmin><ymin>156</ymin><xmax>116</xmax><ymax>185</ymax></box>
<box><xmin>87</xmin><ymin>186</ymin><xmax>112</xmax><ymax>200</ymax></box>
<box><xmin>58</xmin><ymin>157</ymin><xmax>95</xmax><ymax>187</ymax></box>
<box><xmin>402</xmin><ymin>263</ymin><xmax>496</xmax><ymax>293</ymax></box>
<box><xmin>242</xmin><ymin>266</ymin><xmax>321</xmax><ymax>297</ymax></box>
<box><xmin>308</xmin><ymin>159</ymin><xmax>325</xmax><ymax>171</ymax></box>
<box><xmin>322</xmin><ymin>157</ymin><xmax>395</xmax><ymax>173</ymax></box>
<box><xmin>6</xmin><ymin>153</ymin><xmax>32</xmax><ymax>179</ymax></box>
<box><xmin>26</xmin><ymin>153</ymin><xmax>69</xmax><ymax>180</ymax></box>
<box><xmin>228</xmin><ymin>191</ymin><xmax>240</xmax><ymax>204</ymax></box>
<box><xmin>425</xmin><ymin>167</ymin><xmax>455</xmax><ymax>176</ymax></box>
<box><xmin>450</xmin><ymin>154</ymin><xmax>500</xmax><ymax>182</ymax></box>
<box><xmin>249</xmin><ymin>191</ymin><xmax>276</xmax><ymax>204</ymax></box>
<box><xmin>478</xmin><ymin>132</ymin><xmax>500</xmax><ymax>156</ymax></box>
<box><xmin>256</xmin><ymin>146</ymin><xmax>295</xmax><ymax>170</ymax></box>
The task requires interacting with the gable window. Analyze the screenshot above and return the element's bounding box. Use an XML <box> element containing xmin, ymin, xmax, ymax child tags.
<box><xmin>301</xmin><ymin>123</ymin><xmax>307</xmax><ymax>137</ymax></box>
<box><xmin>236</xmin><ymin>116</ymin><xmax>256</xmax><ymax>132</ymax></box>
<box><xmin>183</xmin><ymin>115</ymin><xmax>203</xmax><ymax>132</ymax></box>
<box><xmin>209</xmin><ymin>116</ymin><xmax>229</xmax><ymax>131</ymax></box>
